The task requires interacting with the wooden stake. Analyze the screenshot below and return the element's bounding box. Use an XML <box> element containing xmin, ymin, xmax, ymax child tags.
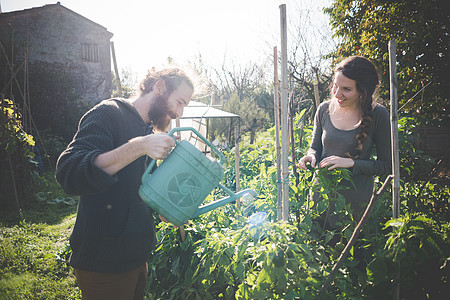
<box><xmin>7</xmin><ymin>153</ymin><xmax>22</xmax><ymax>217</ymax></box>
<box><xmin>110</xmin><ymin>41</ymin><xmax>122</xmax><ymax>97</ymax></box>
<box><xmin>273</xmin><ymin>46</ymin><xmax>282</xmax><ymax>221</ymax></box>
<box><xmin>179</xmin><ymin>226</ymin><xmax>186</xmax><ymax>243</ymax></box>
<box><xmin>389</xmin><ymin>38</ymin><xmax>401</xmax><ymax>300</ymax></box>
<box><xmin>313</xmin><ymin>82</ymin><xmax>320</xmax><ymax>113</ymax></box>
<box><xmin>289</xmin><ymin>92</ymin><xmax>301</xmax><ymax>222</ymax></box>
<box><xmin>279</xmin><ymin>4</ymin><xmax>289</xmax><ymax>221</ymax></box>
<box><xmin>235</xmin><ymin>125</ymin><xmax>241</xmax><ymax>208</ymax></box>
<box><xmin>389</xmin><ymin>39</ymin><xmax>400</xmax><ymax>219</ymax></box>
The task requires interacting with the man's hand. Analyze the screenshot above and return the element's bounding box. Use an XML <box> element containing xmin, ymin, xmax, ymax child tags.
<box><xmin>140</xmin><ymin>133</ymin><xmax>176</xmax><ymax>160</ymax></box>
<box><xmin>93</xmin><ymin>133</ymin><xmax>177</xmax><ymax>175</ymax></box>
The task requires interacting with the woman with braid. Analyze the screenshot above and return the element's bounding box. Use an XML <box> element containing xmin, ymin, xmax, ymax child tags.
<box><xmin>298</xmin><ymin>56</ymin><xmax>392</xmax><ymax>221</ymax></box>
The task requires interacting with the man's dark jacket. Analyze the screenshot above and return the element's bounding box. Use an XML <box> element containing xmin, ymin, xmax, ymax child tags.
<box><xmin>56</xmin><ymin>98</ymin><xmax>156</xmax><ymax>273</ymax></box>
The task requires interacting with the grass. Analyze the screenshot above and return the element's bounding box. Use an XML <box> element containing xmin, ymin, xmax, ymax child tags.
<box><xmin>0</xmin><ymin>171</ymin><xmax>81</xmax><ymax>299</ymax></box>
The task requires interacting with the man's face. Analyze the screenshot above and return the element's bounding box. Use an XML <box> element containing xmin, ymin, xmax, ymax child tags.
<box><xmin>148</xmin><ymin>81</ymin><xmax>193</xmax><ymax>132</ymax></box>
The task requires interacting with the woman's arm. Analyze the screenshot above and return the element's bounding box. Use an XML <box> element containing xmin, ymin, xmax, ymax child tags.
<box><xmin>352</xmin><ymin>106</ymin><xmax>392</xmax><ymax>176</ymax></box>
<box><xmin>298</xmin><ymin>104</ymin><xmax>325</xmax><ymax>170</ymax></box>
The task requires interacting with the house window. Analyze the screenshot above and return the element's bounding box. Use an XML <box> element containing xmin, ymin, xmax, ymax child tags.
<box><xmin>82</xmin><ymin>43</ymin><xmax>99</xmax><ymax>62</ymax></box>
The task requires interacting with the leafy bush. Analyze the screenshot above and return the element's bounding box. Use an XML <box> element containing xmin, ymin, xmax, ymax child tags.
<box><xmin>146</xmin><ymin>114</ymin><xmax>449</xmax><ymax>299</ymax></box>
<box><xmin>0</xmin><ymin>98</ymin><xmax>37</xmax><ymax>210</ymax></box>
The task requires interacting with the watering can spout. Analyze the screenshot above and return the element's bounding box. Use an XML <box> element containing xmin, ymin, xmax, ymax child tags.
<box><xmin>193</xmin><ymin>188</ymin><xmax>257</xmax><ymax>218</ymax></box>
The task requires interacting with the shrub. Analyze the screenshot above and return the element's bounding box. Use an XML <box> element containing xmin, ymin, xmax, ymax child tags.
<box><xmin>0</xmin><ymin>98</ymin><xmax>37</xmax><ymax>211</ymax></box>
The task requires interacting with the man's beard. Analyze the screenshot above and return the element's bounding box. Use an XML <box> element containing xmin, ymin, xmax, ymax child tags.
<box><xmin>147</xmin><ymin>93</ymin><xmax>177</xmax><ymax>132</ymax></box>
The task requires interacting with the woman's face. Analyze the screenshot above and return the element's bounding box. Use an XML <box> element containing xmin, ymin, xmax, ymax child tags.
<box><xmin>332</xmin><ymin>71</ymin><xmax>361</xmax><ymax>109</ymax></box>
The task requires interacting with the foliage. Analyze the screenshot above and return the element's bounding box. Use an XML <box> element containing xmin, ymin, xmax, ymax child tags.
<box><xmin>146</xmin><ymin>107</ymin><xmax>448</xmax><ymax>299</ymax></box>
<box><xmin>1</xmin><ymin>111</ymin><xmax>448</xmax><ymax>299</ymax></box>
<box><xmin>381</xmin><ymin>214</ymin><xmax>449</xmax><ymax>299</ymax></box>
<box><xmin>111</xmin><ymin>67</ymin><xmax>138</xmax><ymax>99</ymax></box>
<box><xmin>35</xmin><ymin>129</ymin><xmax>67</xmax><ymax>171</ymax></box>
<box><xmin>397</xmin><ymin>116</ymin><xmax>449</xmax><ymax>223</ymax></box>
<box><xmin>0</xmin><ymin>98</ymin><xmax>37</xmax><ymax>210</ymax></box>
<box><xmin>148</xmin><ymin>201</ymin><xmax>330</xmax><ymax>299</ymax></box>
<box><xmin>147</xmin><ymin>121</ymin><xmax>367</xmax><ymax>299</ymax></box>
<box><xmin>226</xmin><ymin>93</ymin><xmax>271</xmax><ymax>144</ymax></box>
<box><xmin>0</xmin><ymin>169</ymin><xmax>79</xmax><ymax>299</ymax></box>
<box><xmin>208</xmin><ymin>90</ymin><xmax>272</xmax><ymax>145</ymax></box>
<box><xmin>324</xmin><ymin>0</ymin><xmax>449</xmax><ymax>121</ymax></box>
<box><xmin>0</xmin><ymin>218</ymin><xmax>80</xmax><ymax>300</ymax></box>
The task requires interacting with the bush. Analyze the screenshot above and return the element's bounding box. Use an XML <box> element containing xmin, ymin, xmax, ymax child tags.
<box><xmin>146</xmin><ymin>114</ymin><xmax>449</xmax><ymax>299</ymax></box>
<box><xmin>0</xmin><ymin>98</ymin><xmax>37</xmax><ymax>211</ymax></box>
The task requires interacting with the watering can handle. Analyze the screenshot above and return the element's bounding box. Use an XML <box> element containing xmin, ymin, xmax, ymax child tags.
<box><xmin>141</xmin><ymin>127</ymin><xmax>226</xmax><ymax>184</ymax></box>
<box><xmin>167</xmin><ymin>127</ymin><xmax>226</xmax><ymax>165</ymax></box>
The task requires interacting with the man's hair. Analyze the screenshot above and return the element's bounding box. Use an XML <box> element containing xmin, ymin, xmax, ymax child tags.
<box><xmin>139</xmin><ymin>67</ymin><xmax>194</xmax><ymax>95</ymax></box>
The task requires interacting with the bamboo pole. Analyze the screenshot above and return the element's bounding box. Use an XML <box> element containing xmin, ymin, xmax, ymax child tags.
<box><xmin>289</xmin><ymin>92</ymin><xmax>301</xmax><ymax>222</ymax></box>
<box><xmin>10</xmin><ymin>30</ymin><xmax>14</xmax><ymax>96</ymax></box>
<box><xmin>389</xmin><ymin>39</ymin><xmax>401</xmax><ymax>300</ymax></box>
<box><xmin>7</xmin><ymin>153</ymin><xmax>22</xmax><ymax>217</ymax></box>
<box><xmin>110</xmin><ymin>41</ymin><xmax>122</xmax><ymax>97</ymax></box>
<box><xmin>179</xmin><ymin>226</ymin><xmax>186</xmax><ymax>243</ymax></box>
<box><xmin>235</xmin><ymin>125</ymin><xmax>241</xmax><ymax>208</ymax></box>
<box><xmin>313</xmin><ymin>82</ymin><xmax>320</xmax><ymax>113</ymax></box>
<box><xmin>0</xmin><ymin>40</ymin><xmax>26</xmax><ymax>99</ymax></box>
<box><xmin>279</xmin><ymin>4</ymin><xmax>289</xmax><ymax>221</ymax></box>
<box><xmin>23</xmin><ymin>46</ymin><xmax>28</xmax><ymax>132</ymax></box>
<box><xmin>389</xmin><ymin>40</ymin><xmax>400</xmax><ymax>218</ymax></box>
<box><xmin>273</xmin><ymin>46</ymin><xmax>282</xmax><ymax>221</ymax></box>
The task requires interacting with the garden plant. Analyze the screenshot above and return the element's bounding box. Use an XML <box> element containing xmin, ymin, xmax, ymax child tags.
<box><xmin>1</xmin><ymin>95</ymin><xmax>448</xmax><ymax>299</ymax></box>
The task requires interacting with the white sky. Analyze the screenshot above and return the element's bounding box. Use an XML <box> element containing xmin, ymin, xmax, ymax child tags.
<box><xmin>1</xmin><ymin>0</ymin><xmax>332</xmax><ymax>79</ymax></box>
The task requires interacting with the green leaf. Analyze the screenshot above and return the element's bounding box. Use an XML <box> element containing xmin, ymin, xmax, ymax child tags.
<box><xmin>299</xmin><ymin>244</ymin><xmax>314</xmax><ymax>259</ymax></box>
<box><xmin>256</xmin><ymin>268</ymin><xmax>272</xmax><ymax>285</ymax></box>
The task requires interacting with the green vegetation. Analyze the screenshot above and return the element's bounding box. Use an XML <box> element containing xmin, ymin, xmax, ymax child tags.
<box><xmin>0</xmin><ymin>172</ymin><xmax>80</xmax><ymax>299</ymax></box>
<box><xmin>1</xmin><ymin>112</ymin><xmax>448</xmax><ymax>299</ymax></box>
<box><xmin>1</xmin><ymin>1</ymin><xmax>448</xmax><ymax>298</ymax></box>
<box><xmin>145</xmin><ymin>119</ymin><xmax>448</xmax><ymax>299</ymax></box>
<box><xmin>325</xmin><ymin>0</ymin><xmax>449</xmax><ymax>122</ymax></box>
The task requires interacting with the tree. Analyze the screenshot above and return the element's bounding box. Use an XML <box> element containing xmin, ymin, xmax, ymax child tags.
<box><xmin>286</xmin><ymin>0</ymin><xmax>339</xmax><ymax>113</ymax></box>
<box><xmin>205</xmin><ymin>61</ymin><xmax>272</xmax><ymax>143</ymax></box>
<box><xmin>325</xmin><ymin>0</ymin><xmax>449</xmax><ymax>121</ymax></box>
<box><xmin>111</xmin><ymin>67</ymin><xmax>138</xmax><ymax>99</ymax></box>
<box><xmin>213</xmin><ymin>61</ymin><xmax>268</xmax><ymax>103</ymax></box>
<box><xmin>224</xmin><ymin>92</ymin><xmax>270</xmax><ymax>144</ymax></box>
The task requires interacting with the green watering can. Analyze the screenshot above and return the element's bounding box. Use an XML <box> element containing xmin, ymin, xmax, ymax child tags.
<box><xmin>139</xmin><ymin>127</ymin><xmax>257</xmax><ymax>226</ymax></box>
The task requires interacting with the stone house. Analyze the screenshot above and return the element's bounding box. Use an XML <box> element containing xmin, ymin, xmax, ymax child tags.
<box><xmin>0</xmin><ymin>2</ymin><xmax>113</xmax><ymax>138</ymax></box>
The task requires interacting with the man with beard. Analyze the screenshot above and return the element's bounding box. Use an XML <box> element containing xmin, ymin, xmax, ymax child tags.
<box><xmin>56</xmin><ymin>67</ymin><xmax>194</xmax><ymax>299</ymax></box>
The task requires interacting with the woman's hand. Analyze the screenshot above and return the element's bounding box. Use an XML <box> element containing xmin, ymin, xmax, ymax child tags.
<box><xmin>297</xmin><ymin>154</ymin><xmax>316</xmax><ymax>170</ymax></box>
<box><xmin>318</xmin><ymin>156</ymin><xmax>354</xmax><ymax>170</ymax></box>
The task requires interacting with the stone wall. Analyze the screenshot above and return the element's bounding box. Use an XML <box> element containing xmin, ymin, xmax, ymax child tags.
<box><xmin>0</xmin><ymin>3</ymin><xmax>113</xmax><ymax>138</ymax></box>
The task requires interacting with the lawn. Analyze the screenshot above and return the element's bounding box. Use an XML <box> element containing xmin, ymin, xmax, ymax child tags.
<box><xmin>0</xmin><ymin>173</ymin><xmax>81</xmax><ymax>300</ymax></box>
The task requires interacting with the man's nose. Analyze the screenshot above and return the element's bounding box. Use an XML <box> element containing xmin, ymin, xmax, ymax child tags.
<box><xmin>176</xmin><ymin>106</ymin><xmax>184</xmax><ymax>118</ymax></box>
